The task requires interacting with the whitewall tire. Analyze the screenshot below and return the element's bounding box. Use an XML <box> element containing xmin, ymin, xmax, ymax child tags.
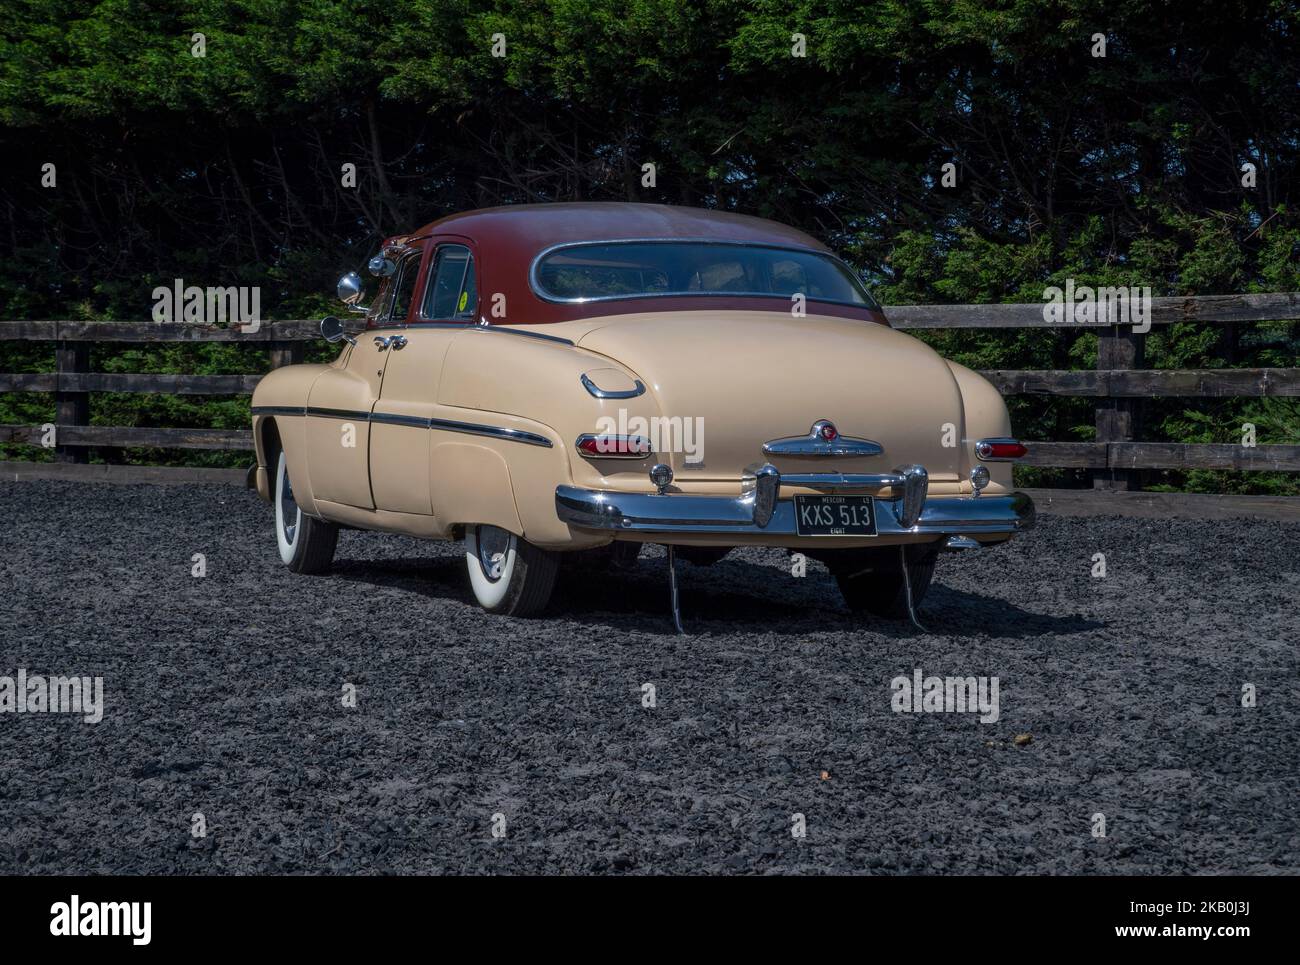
<box><xmin>273</xmin><ymin>449</ymin><xmax>338</xmax><ymax>574</ymax></box>
<box><xmin>465</xmin><ymin>524</ymin><xmax>558</xmax><ymax>616</ymax></box>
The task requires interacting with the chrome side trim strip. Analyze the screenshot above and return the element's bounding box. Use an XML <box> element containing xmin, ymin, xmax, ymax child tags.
<box><xmin>306</xmin><ymin>406</ymin><xmax>365</xmax><ymax>421</ymax></box>
<box><xmin>428</xmin><ymin>417</ymin><xmax>553</xmax><ymax>448</ymax></box>
<box><xmin>250</xmin><ymin>405</ymin><xmax>306</xmax><ymax>417</ymax></box>
<box><xmin>253</xmin><ymin>405</ymin><xmax>552</xmax><ymax>447</ymax></box>
<box><xmin>580</xmin><ymin>373</ymin><xmax>647</xmax><ymax>399</ymax></box>
<box><xmin>369</xmin><ymin>412</ymin><xmax>430</xmax><ymax>429</ymax></box>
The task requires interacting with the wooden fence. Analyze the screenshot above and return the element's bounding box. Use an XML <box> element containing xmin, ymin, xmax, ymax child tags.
<box><xmin>2</xmin><ymin>292</ymin><xmax>1299</xmax><ymax>491</ymax></box>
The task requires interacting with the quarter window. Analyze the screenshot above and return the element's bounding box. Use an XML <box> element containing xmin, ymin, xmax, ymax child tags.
<box><xmin>422</xmin><ymin>245</ymin><xmax>478</xmax><ymax>321</ymax></box>
<box><xmin>387</xmin><ymin>252</ymin><xmax>422</xmax><ymax>325</ymax></box>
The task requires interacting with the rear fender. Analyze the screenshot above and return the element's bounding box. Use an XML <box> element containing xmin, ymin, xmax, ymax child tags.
<box><xmin>946</xmin><ymin>360</ymin><xmax>1014</xmax><ymax>490</ymax></box>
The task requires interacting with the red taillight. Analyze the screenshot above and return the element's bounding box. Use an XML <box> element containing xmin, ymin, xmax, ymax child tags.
<box><xmin>575</xmin><ymin>434</ymin><xmax>652</xmax><ymax>459</ymax></box>
<box><xmin>975</xmin><ymin>439</ymin><xmax>1028</xmax><ymax>461</ymax></box>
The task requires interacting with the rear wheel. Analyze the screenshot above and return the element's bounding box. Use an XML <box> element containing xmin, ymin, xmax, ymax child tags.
<box><xmin>465</xmin><ymin>524</ymin><xmax>559</xmax><ymax>616</ymax></box>
<box><xmin>274</xmin><ymin>449</ymin><xmax>339</xmax><ymax>574</ymax></box>
<box><xmin>831</xmin><ymin>543</ymin><xmax>939</xmax><ymax>619</ymax></box>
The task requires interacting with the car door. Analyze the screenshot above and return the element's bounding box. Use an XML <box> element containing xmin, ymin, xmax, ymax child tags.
<box><xmin>369</xmin><ymin>239</ymin><xmax>479</xmax><ymax>515</ymax></box>
<box><xmin>305</xmin><ymin>244</ymin><xmax>425</xmax><ymax>509</ymax></box>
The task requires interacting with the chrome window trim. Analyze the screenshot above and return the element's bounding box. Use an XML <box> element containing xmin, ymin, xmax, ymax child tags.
<box><xmin>385</xmin><ymin>323</ymin><xmax>574</xmax><ymax>344</ymax></box>
<box><xmin>474</xmin><ymin>326</ymin><xmax>575</xmax><ymax>346</ymax></box>
<box><xmin>418</xmin><ymin>242</ymin><xmax>477</xmax><ymax>324</ymax></box>
<box><xmin>322</xmin><ymin>319</ymin><xmax>577</xmax><ymax>343</ymax></box>
<box><xmin>579</xmin><ymin>372</ymin><xmax>646</xmax><ymax>399</ymax></box>
<box><xmin>382</xmin><ymin>241</ymin><xmax>418</xmax><ymax>259</ymax></box>
<box><xmin>528</xmin><ymin>238</ymin><xmax>880</xmax><ymax>310</ymax></box>
<box><xmin>384</xmin><ymin>249</ymin><xmax>424</xmax><ymax>327</ymax></box>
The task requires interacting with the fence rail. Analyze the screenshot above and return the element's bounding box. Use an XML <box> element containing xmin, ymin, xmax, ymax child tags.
<box><xmin>3</xmin><ymin>367</ymin><xmax>1298</xmax><ymax>399</ymax></box>
<box><xmin>2</xmin><ymin>291</ymin><xmax>1299</xmax><ymax>490</ymax></box>
<box><xmin>885</xmin><ymin>292</ymin><xmax>1300</xmax><ymax>328</ymax></box>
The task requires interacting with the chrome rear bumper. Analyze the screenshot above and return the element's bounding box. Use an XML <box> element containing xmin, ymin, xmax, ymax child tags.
<box><xmin>555</xmin><ymin>483</ymin><xmax>1036</xmax><ymax>538</ymax></box>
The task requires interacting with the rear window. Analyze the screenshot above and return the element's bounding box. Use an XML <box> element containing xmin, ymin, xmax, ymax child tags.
<box><xmin>532</xmin><ymin>241</ymin><xmax>878</xmax><ymax>308</ymax></box>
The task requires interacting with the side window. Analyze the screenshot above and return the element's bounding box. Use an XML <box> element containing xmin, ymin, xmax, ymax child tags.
<box><xmin>387</xmin><ymin>252</ymin><xmax>422</xmax><ymax>325</ymax></box>
<box><xmin>422</xmin><ymin>244</ymin><xmax>478</xmax><ymax>321</ymax></box>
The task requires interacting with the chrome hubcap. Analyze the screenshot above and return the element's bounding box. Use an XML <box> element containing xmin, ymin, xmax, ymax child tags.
<box><xmin>476</xmin><ymin>526</ymin><xmax>510</xmax><ymax>582</ymax></box>
<box><xmin>279</xmin><ymin>461</ymin><xmax>298</xmax><ymax>543</ymax></box>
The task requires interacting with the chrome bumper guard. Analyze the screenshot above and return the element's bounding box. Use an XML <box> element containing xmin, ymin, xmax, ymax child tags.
<box><xmin>555</xmin><ymin>463</ymin><xmax>1036</xmax><ymax>538</ymax></box>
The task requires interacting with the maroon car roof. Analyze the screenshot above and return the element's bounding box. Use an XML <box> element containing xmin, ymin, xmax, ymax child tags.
<box><xmin>380</xmin><ymin>202</ymin><xmax>882</xmax><ymax>327</ymax></box>
<box><xmin>411</xmin><ymin>202</ymin><xmax>832</xmax><ymax>252</ymax></box>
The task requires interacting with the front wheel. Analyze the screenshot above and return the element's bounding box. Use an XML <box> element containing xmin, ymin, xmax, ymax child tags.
<box><xmin>274</xmin><ymin>449</ymin><xmax>339</xmax><ymax>574</ymax></box>
<box><xmin>465</xmin><ymin>524</ymin><xmax>558</xmax><ymax>616</ymax></box>
<box><xmin>832</xmin><ymin>543</ymin><xmax>939</xmax><ymax>619</ymax></box>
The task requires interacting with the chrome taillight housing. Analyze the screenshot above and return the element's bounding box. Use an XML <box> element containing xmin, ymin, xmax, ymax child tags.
<box><xmin>975</xmin><ymin>438</ymin><xmax>1027</xmax><ymax>461</ymax></box>
<box><xmin>575</xmin><ymin>434</ymin><xmax>652</xmax><ymax>459</ymax></box>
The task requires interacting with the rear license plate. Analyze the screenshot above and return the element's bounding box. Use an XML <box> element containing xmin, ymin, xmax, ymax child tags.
<box><xmin>793</xmin><ymin>494</ymin><xmax>878</xmax><ymax>537</ymax></box>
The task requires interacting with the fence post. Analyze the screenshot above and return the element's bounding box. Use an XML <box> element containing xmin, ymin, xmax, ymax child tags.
<box><xmin>53</xmin><ymin>340</ymin><xmax>89</xmax><ymax>464</ymax></box>
<box><xmin>1093</xmin><ymin>325</ymin><xmax>1144</xmax><ymax>490</ymax></box>
<box><xmin>268</xmin><ymin>342</ymin><xmax>304</xmax><ymax>369</ymax></box>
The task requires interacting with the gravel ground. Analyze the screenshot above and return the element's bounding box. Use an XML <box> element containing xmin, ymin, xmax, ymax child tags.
<box><xmin>1</xmin><ymin>480</ymin><xmax>1296</xmax><ymax>875</ymax></box>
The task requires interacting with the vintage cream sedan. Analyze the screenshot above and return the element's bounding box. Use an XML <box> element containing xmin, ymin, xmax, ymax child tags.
<box><xmin>250</xmin><ymin>203</ymin><xmax>1034</xmax><ymax>625</ymax></box>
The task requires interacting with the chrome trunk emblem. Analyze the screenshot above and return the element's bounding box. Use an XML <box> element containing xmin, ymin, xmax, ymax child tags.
<box><xmin>762</xmin><ymin>420</ymin><xmax>883</xmax><ymax>457</ymax></box>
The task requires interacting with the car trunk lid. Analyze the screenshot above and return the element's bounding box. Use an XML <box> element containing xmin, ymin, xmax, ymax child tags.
<box><xmin>576</xmin><ymin>311</ymin><xmax>966</xmax><ymax>483</ymax></box>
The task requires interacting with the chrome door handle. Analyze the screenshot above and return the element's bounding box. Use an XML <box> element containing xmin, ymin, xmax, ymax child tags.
<box><xmin>389</xmin><ymin>335</ymin><xmax>408</xmax><ymax>350</ymax></box>
<box><xmin>373</xmin><ymin>336</ymin><xmax>391</xmax><ymax>350</ymax></box>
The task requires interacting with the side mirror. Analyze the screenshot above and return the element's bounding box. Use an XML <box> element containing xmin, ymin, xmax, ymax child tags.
<box><xmin>320</xmin><ymin>315</ymin><xmax>355</xmax><ymax>346</ymax></box>
<box><xmin>337</xmin><ymin>271</ymin><xmax>367</xmax><ymax>312</ymax></box>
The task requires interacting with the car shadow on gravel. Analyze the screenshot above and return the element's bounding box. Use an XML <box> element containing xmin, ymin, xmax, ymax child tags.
<box><xmin>323</xmin><ymin>549</ymin><xmax>1102</xmax><ymax>638</ymax></box>
<box><xmin>553</xmin><ymin>570</ymin><xmax>815</xmax><ymax>628</ymax></box>
<box><xmin>553</xmin><ymin>555</ymin><xmax>1104</xmax><ymax>637</ymax></box>
<box><xmin>551</xmin><ymin>576</ymin><xmax>1101</xmax><ymax>638</ymax></box>
<box><xmin>329</xmin><ymin>556</ymin><xmax>476</xmax><ymax>605</ymax></box>
<box><xmin>918</xmin><ymin>584</ymin><xmax>1104</xmax><ymax>638</ymax></box>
